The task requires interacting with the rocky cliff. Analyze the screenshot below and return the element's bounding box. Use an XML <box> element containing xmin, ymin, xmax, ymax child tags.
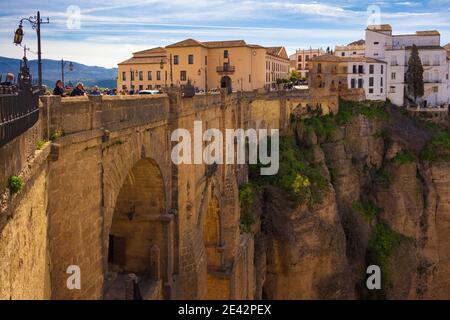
<box><xmin>243</xmin><ymin>100</ymin><xmax>450</xmax><ymax>299</ymax></box>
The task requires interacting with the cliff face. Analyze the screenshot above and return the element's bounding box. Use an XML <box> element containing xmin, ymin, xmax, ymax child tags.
<box><xmin>248</xmin><ymin>101</ymin><xmax>450</xmax><ymax>299</ymax></box>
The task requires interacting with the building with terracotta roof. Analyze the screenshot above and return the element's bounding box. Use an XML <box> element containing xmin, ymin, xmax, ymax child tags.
<box><xmin>117</xmin><ymin>39</ymin><xmax>289</xmax><ymax>92</ymax></box>
<box><xmin>288</xmin><ymin>48</ymin><xmax>325</xmax><ymax>79</ymax></box>
<box><xmin>334</xmin><ymin>40</ymin><xmax>365</xmax><ymax>58</ymax></box>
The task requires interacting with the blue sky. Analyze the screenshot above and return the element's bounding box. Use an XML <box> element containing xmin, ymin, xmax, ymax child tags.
<box><xmin>0</xmin><ymin>0</ymin><xmax>449</xmax><ymax>67</ymax></box>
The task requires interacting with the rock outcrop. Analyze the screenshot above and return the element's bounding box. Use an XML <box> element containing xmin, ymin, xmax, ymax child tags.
<box><xmin>248</xmin><ymin>102</ymin><xmax>450</xmax><ymax>299</ymax></box>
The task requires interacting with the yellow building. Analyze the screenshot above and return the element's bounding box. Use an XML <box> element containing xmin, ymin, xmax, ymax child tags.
<box><xmin>117</xmin><ymin>39</ymin><xmax>290</xmax><ymax>93</ymax></box>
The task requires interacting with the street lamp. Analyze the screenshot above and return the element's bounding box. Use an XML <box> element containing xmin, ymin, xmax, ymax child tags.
<box><xmin>13</xmin><ymin>11</ymin><xmax>50</xmax><ymax>88</ymax></box>
<box><xmin>61</xmin><ymin>59</ymin><xmax>74</xmax><ymax>84</ymax></box>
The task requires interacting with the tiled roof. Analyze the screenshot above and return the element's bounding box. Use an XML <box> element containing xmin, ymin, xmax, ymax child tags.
<box><xmin>348</xmin><ymin>39</ymin><xmax>365</xmax><ymax>46</ymax></box>
<box><xmin>133</xmin><ymin>47</ymin><xmax>166</xmax><ymax>56</ymax></box>
<box><xmin>367</xmin><ymin>24</ymin><xmax>392</xmax><ymax>32</ymax></box>
<box><xmin>166</xmin><ymin>38</ymin><xmax>207</xmax><ymax>48</ymax></box>
<box><xmin>266</xmin><ymin>47</ymin><xmax>282</xmax><ymax>56</ymax></box>
<box><xmin>416</xmin><ymin>30</ymin><xmax>440</xmax><ymax>36</ymax></box>
<box><xmin>203</xmin><ymin>40</ymin><xmax>247</xmax><ymax>48</ymax></box>
<box><xmin>118</xmin><ymin>57</ymin><xmax>165</xmax><ymax>65</ymax></box>
<box><xmin>404</xmin><ymin>45</ymin><xmax>446</xmax><ymax>50</ymax></box>
<box><xmin>310</xmin><ymin>54</ymin><xmax>342</xmax><ymax>62</ymax></box>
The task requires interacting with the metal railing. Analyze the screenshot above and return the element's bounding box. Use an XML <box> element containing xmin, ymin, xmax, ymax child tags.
<box><xmin>216</xmin><ymin>65</ymin><xmax>236</xmax><ymax>73</ymax></box>
<box><xmin>0</xmin><ymin>58</ymin><xmax>41</xmax><ymax>148</ymax></box>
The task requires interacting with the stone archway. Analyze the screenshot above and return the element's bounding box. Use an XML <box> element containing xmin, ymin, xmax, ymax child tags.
<box><xmin>221</xmin><ymin>76</ymin><xmax>232</xmax><ymax>93</ymax></box>
<box><xmin>104</xmin><ymin>158</ymin><xmax>167</xmax><ymax>300</ymax></box>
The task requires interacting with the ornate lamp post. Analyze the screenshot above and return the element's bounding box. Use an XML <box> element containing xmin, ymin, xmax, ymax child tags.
<box><xmin>61</xmin><ymin>59</ymin><xmax>74</xmax><ymax>84</ymax></box>
<box><xmin>13</xmin><ymin>11</ymin><xmax>50</xmax><ymax>88</ymax></box>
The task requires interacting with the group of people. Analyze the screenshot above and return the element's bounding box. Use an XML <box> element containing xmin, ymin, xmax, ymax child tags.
<box><xmin>53</xmin><ymin>80</ymin><xmax>117</xmax><ymax>97</ymax></box>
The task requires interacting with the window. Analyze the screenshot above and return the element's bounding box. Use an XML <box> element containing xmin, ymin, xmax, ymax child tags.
<box><xmin>298</xmin><ymin>63</ymin><xmax>301</xmax><ymax>70</ymax></box>
<box><xmin>188</xmin><ymin>54</ymin><xmax>194</xmax><ymax>64</ymax></box>
<box><xmin>369</xmin><ymin>88</ymin><xmax>374</xmax><ymax>93</ymax></box>
<box><xmin>305</xmin><ymin>55</ymin><xmax>309</xmax><ymax>61</ymax></box>
<box><xmin>374</xmin><ymin>42</ymin><xmax>379</xmax><ymax>45</ymax></box>
<box><xmin>317</xmin><ymin>63</ymin><xmax>322</xmax><ymax>74</ymax></box>
<box><xmin>389</xmin><ymin>86</ymin><xmax>396</xmax><ymax>93</ymax></box>
<box><xmin>157</xmin><ymin>71</ymin><xmax>161</xmax><ymax>81</ymax></box>
<box><xmin>139</xmin><ymin>85</ymin><xmax>143</xmax><ymax>91</ymax></box>
<box><xmin>380</xmin><ymin>88</ymin><xmax>383</xmax><ymax>94</ymax></box>
<box><xmin>358</xmin><ymin>65</ymin><xmax>364</xmax><ymax>74</ymax></box>
<box><xmin>358</xmin><ymin>78</ymin><xmax>363</xmax><ymax>88</ymax></box>
<box><xmin>341</xmin><ymin>52</ymin><xmax>345</xmax><ymax>57</ymax></box>
<box><xmin>380</xmin><ymin>77</ymin><xmax>383</xmax><ymax>87</ymax></box>
<box><xmin>351</xmin><ymin>78</ymin><xmax>356</xmax><ymax>88</ymax></box>
<box><xmin>391</xmin><ymin>56</ymin><xmax>397</xmax><ymax>66</ymax></box>
<box><xmin>391</xmin><ymin>72</ymin><xmax>396</xmax><ymax>80</ymax></box>
<box><xmin>180</xmin><ymin>71</ymin><xmax>187</xmax><ymax>81</ymax></box>
<box><xmin>139</xmin><ymin>71</ymin><xmax>143</xmax><ymax>81</ymax></box>
<box><xmin>131</xmin><ymin>71</ymin><xmax>135</xmax><ymax>81</ymax></box>
<box><xmin>369</xmin><ymin>77</ymin><xmax>374</xmax><ymax>87</ymax></box>
<box><xmin>148</xmin><ymin>71</ymin><xmax>152</xmax><ymax>80</ymax></box>
<box><xmin>122</xmin><ymin>72</ymin><xmax>126</xmax><ymax>81</ymax></box>
<box><xmin>369</xmin><ymin>65</ymin><xmax>374</xmax><ymax>74</ymax></box>
<box><xmin>249</xmin><ymin>75</ymin><xmax>251</xmax><ymax>83</ymax></box>
<box><xmin>205</xmin><ymin>56</ymin><xmax>208</xmax><ymax>65</ymax></box>
<box><xmin>381</xmin><ymin>65</ymin><xmax>384</xmax><ymax>74</ymax></box>
<box><xmin>353</xmin><ymin>65</ymin><xmax>357</xmax><ymax>74</ymax></box>
<box><xmin>174</xmin><ymin>55</ymin><xmax>179</xmax><ymax>65</ymax></box>
<box><xmin>224</xmin><ymin>50</ymin><xmax>229</xmax><ymax>59</ymax></box>
<box><xmin>298</xmin><ymin>55</ymin><xmax>302</xmax><ymax>62</ymax></box>
<box><xmin>147</xmin><ymin>85</ymin><xmax>152</xmax><ymax>90</ymax></box>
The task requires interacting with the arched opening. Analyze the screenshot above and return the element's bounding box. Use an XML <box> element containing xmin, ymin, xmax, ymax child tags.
<box><xmin>203</xmin><ymin>185</ymin><xmax>230</xmax><ymax>299</ymax></box>
<box><xmin>220</xmin><ymin>76</ymin><xmax>232</xmax><ymax>93</ymax></box>
<box><xmin>104</xmin><ymin>158</ymin><xmax>166</xmax><ymax>300</ymax></box>
<box><xmin>204</xmin><ymin>192</ymin><xmax>221</xmax><ymax>269</ymax></box>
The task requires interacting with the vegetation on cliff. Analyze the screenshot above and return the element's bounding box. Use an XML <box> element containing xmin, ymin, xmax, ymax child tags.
<box><xmin>239</xmin><ymin>183</ymin><xmax>255</xmax><ymax>234</ymax></box>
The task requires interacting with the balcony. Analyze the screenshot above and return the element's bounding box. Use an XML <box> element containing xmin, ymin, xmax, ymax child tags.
<box><xmin>424</xmin><ymin>80</ymin><xmax>442</xmax><ymax>84</ymax></box>
<box><xmin>216</xmin><ymin>65</ymin><xmax>235</xmax><ymax>74</ymax></box>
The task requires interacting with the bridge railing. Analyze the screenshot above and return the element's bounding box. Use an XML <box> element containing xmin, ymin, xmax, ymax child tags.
<box><xmin>0</xmin><ymin>83</ymin><xmax>40</xmax><ymax>148</ymax></box>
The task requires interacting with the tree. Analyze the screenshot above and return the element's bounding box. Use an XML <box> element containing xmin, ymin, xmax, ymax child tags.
<box><xmin>406</xmin><ymin>44</ymin><xmax>424</xmax><ymax>103</ymax></box>
<box><xmin>289</xmin><ymin>70</ymin><xmax>300</xmax><ymax>84</ymax></box>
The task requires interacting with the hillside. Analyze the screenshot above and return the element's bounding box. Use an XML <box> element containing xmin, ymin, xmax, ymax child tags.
<box><xmin>0</xmin><ymin>56</ymin><xmax>117</xmax><ymax>88</ymax></box>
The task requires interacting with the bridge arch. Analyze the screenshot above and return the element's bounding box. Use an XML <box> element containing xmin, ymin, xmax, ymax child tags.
<box><xmin>103</xmin><ymin>157</ymin><xmax>168</xmax><ymax>299</ymax></box>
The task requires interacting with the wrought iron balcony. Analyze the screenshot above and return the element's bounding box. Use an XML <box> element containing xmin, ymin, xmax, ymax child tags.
<box><xmin>216</xmin><ymin>65</ymin><xmax>235</xmax><ymax>74</ymax></box>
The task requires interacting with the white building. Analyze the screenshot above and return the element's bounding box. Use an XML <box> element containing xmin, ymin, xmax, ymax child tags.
<box><xmin>335</xmin><ymin>40</ymin><xmax>366</xmax><ymax>58</ymax></box>
<box><xmin>365</xmin><ymin>24</ymin><xmax>449</xmax><ymax>107</ymax></box>
<box><xmin>345</xmin><ymin>57</ymin><xmax>387</xmax><ymax>101</ymax></box>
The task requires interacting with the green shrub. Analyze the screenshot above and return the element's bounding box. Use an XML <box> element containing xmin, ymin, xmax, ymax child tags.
<box><xmin>36</xmin><ymin>140</ymin><xmax>48</xmax><ymax>150</ymax></box>
<box><xmin>352</xmin><ymin>200</ymin><xmax>381</xmax><ymax>222</ymax></box>
<box><xmin>392</xmin><ymin>151</ymin><xmax>416</xmax><ymax>165</ymax></box>
<box><xmin>239</xmin><ymin>184</ymin><xmax>255</xmax><ymax>234</ymax></box>
<box><xmin>50</xmin><ymin>129</ymin><xmax>63</xmax><ymax>141</ymax></box>
<box><xmin>421</xmin><ymin>132</ymin><xmax>450</xmax><ymax>162</ymax></box>
<box><xmin>8</xmin><ymin>176</ymin><xmax>23</xmax><ymax>194</ymax></box>
<box><xmin>368</xmin><ymin>223</ymin><xmax>405</xmax><ymax>286</ymax></box>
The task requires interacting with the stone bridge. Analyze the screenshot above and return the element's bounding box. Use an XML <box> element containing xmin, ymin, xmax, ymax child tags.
<box><xmin>0</xmin><ymin>88</ymin><xmax>338</xmax><ymax>300</ymax></box>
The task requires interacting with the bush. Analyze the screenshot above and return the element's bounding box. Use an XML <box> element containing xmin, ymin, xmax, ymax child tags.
<box><xmin>421</xmin><ymin>131</ymin><xmax>450</xmax><ymax>162</ymax></box>
<box><xmin>239</xmin><ymin>184</ymin><xmax>255</xmax><ymax>234</ymax></box>
<box><xmin>352</xmin><ymin>200</ymin><xmax>381</xmax><ymax>222</ymax></box>
<box><xmin>368</xmin><ymin>223</ymin><xmax>405</xmax><ymax>286</ymax></box>
<box><xmin>8</xmin><ymin>176</ymin><xmax>23</xmax><ymax>194</ymax></box>
<box><xmin>392</xmin><ymin>151</ymin><xmax>416</xmax><ymax>165</ymax></box>
<box><xmin>36</xmin><ymin>140</ymin><xmax>48</xmax><ymax>150</ymax></box>
<box><xmin>50</xmin><ymin>129</ymin><xmax>63</xmax><ymax>141</ymax></box>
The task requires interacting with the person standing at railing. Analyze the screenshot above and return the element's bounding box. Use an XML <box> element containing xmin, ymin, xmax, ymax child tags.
<box><xmin>0</xmin><ymin>73</ymin><xmax>14</xmax><ymax>86</ymax></box>
<box><xmin>70</xmin><ymin>82</ymin><xmax>86</xmax><ymax>96</ymax></box>
<box><xmin>53</xmin><ymin>80</ymin><xmax>66</xmax><ymax>97</ymax></box>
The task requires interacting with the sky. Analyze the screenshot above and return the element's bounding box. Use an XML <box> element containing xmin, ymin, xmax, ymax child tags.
<box><xmin>0</xmin><ymin>0</ymin><xmax>449</xmax><ymax>68</ymax></box>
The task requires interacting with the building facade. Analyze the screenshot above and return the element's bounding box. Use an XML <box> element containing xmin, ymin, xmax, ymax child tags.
<box><xmin>289</xmin><ymin>48</ymin><xmax>325</xmax><ymax>79</ymax></box>
<box><xmin>117</xmin><ymin>39</ymin><xmax>289</xmax><ymax>93</ymax></box>
<box><xmin>365</xmin><ymin>24</ymin><xmax>449</xmax><ymax>106</ymax></box>
<box><xmin>335</xmin><ymin>40</ymin><xmax>366</xmax><ymax>58</ymax></box>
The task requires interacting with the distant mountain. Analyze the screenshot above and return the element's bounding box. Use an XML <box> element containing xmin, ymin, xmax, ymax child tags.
<box><xmin>0</xmin><ymin>56</ymin><xmax>117</xmax><ymax>89</ymax></box>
